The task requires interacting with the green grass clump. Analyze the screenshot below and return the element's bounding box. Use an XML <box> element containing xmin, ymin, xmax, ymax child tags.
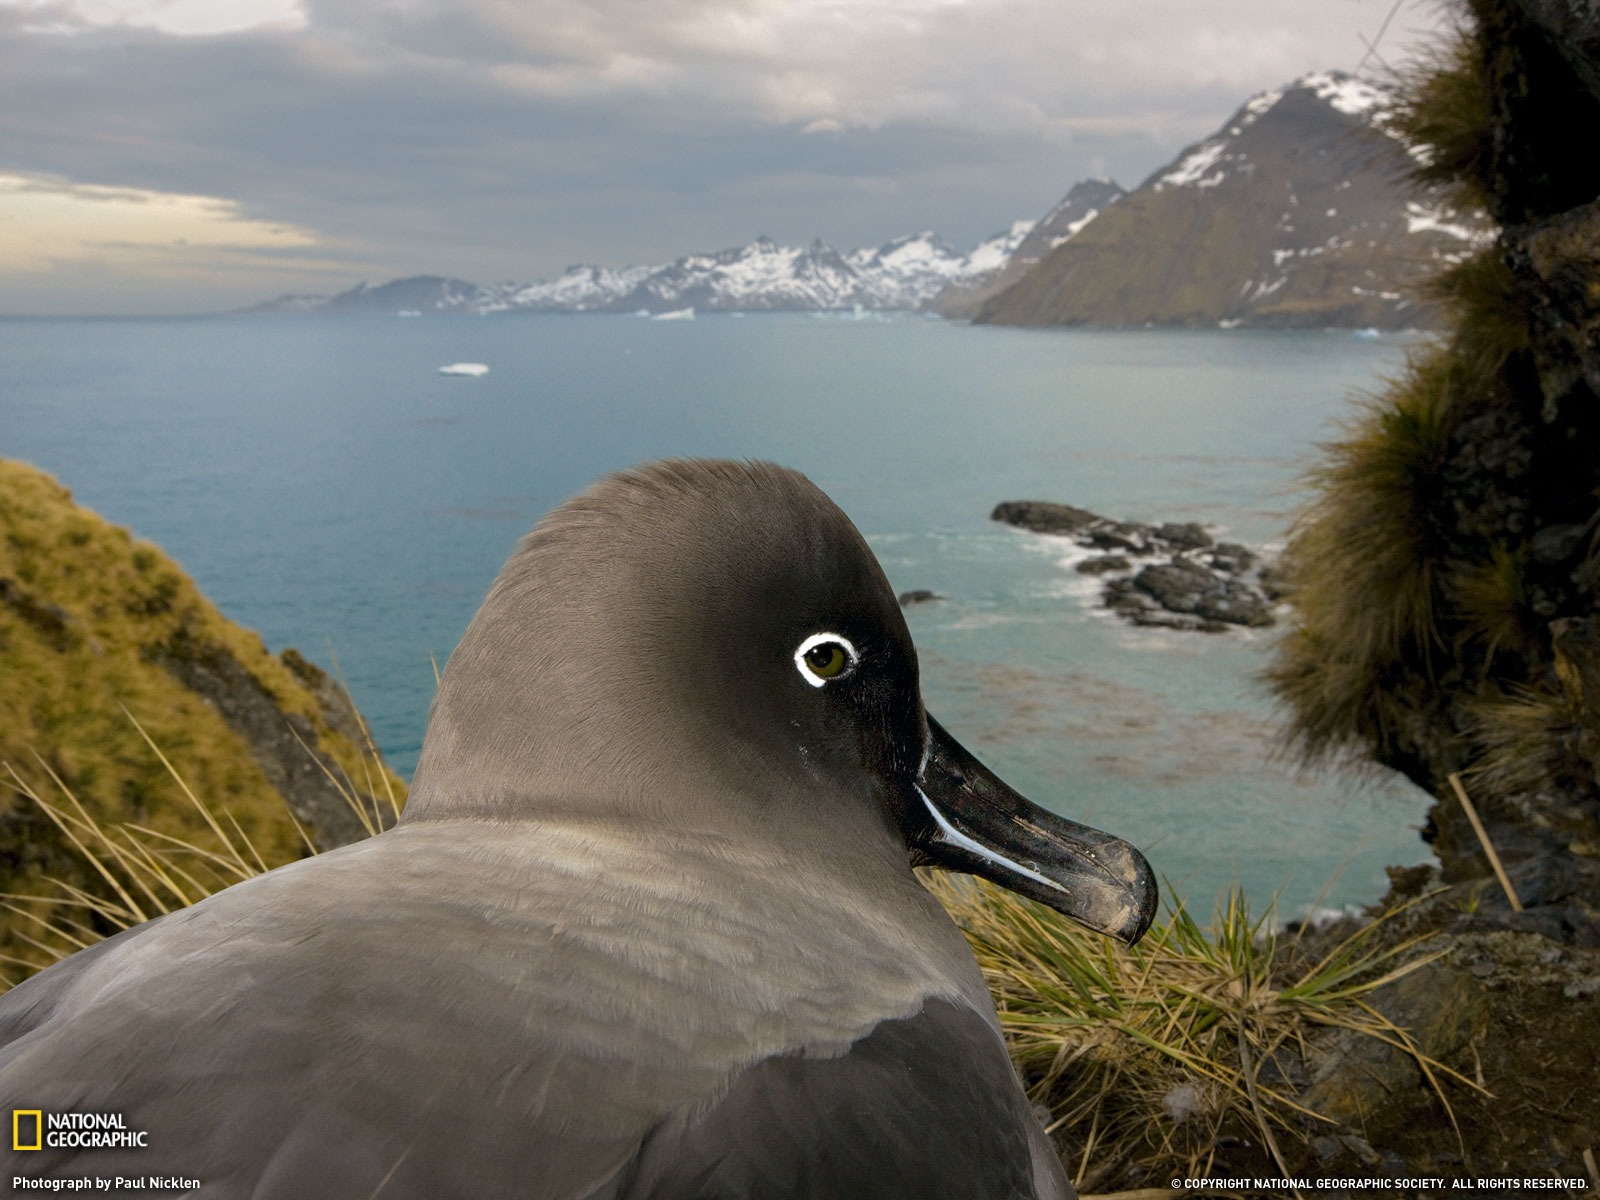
<box><xmin>1266</xmin><ymin>346</ymin><xmax>1459</xmax><ymax>765</ymax></box>
<box><xmin>1447</xmin><ymin>545</ymin><xmax>1537</xmax><ymax>668</ymax></box>
<box><xmin>1</xmin><ymin>709</ymin><xmax>400</xmax><ymax>983</ymax></box>
<box><xmin>1389</xmin><ymin>14</ymin><xmax>1495</xmax><ymax>214</ymax></box>
<box><xmin>929</xmin><ymin>875</ymin><xmax>1462</xmax><ymax>1192</ymax></box>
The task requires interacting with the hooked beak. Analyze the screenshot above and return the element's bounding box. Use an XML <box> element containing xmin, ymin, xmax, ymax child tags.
<box><xmin>908</xmin><ymin>715</ymin><xmax>1157</xmax><ymax>945</ymax></box>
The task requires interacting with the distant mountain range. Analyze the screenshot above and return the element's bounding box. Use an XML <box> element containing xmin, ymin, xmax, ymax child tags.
<box><xmin>239</xmin><ymin>227</ymin><xmax>1036</xmax><ymax>317</ymax></box>
<box><xmin>239</xmin><ymin>71</ymin><xmax>1490</xmax><ymax>329</ymax></box>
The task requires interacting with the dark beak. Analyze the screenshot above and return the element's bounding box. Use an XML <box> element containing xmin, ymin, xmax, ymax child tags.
<box><xmin>908</xmin><ymin>715</ymin><xmax>1158</xmax><ymax>945</ymax></box>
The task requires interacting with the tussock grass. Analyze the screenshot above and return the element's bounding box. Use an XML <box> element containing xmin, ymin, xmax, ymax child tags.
<box><xmin>1447</xmin><ymin>544</ymin><xmax>1537</xmax><ymax>668</ymax></box>
<box><xmin>1266</xmin><ymin>346</ymin><xmax>1459</xmax><ymax>765</ymax></box>
<box><xmin>0</xmin><ymin>706</ymin><xmax>399</xmax><ymax>986</ymax></box>
<box><xmin>1426</xmin><ymin>250</ymin><xmax>1529</xmax><ymax>388</ymax></box>
<box><xmin>1388</xmin><ymin>11</ymin><xmax>1494</xmax><ymax>214</ymax></box>
<box><xmin>928</xmin><ymin>875</ymin><xmax>1464</xmax><ymax>1192</ymax></box>
<box><xmin>1465</xmin><ymin>681</ymin><xmax>1585</xmax><ymax>800</ymax></box>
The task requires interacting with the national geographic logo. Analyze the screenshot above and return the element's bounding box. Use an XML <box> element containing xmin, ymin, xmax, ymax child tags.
<box><xmin>12</xmin><ymin>1111</ymin><xmax>40</xmax><ymax>1152</ymax></box>
<box><xmin>11</xmin><ymin>1111</ymin><xmax>149</xmax><ymax>1151</ymax></box>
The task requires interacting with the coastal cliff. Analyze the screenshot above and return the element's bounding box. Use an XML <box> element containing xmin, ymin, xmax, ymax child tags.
<box><xmin>0</xmin><ymin>458</ymin><xmax>405</xmax><ymax>976</ymax></box>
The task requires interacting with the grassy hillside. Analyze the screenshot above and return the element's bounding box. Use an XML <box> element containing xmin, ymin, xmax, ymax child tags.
<box><xmin>0</xmin><ymin>458</ymin><xmax>405</xmax><ymax>979</ymax></box>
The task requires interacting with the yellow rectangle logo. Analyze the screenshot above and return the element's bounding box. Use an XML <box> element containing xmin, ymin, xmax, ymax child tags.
<box><xmin>12</xmin><ymin>1109</ymin><xmax>42</xmax><ymax>1151</ymax></box>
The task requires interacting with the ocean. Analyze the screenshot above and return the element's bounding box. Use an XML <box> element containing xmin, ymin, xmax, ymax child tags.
<box><xmin>1</xmin><ymin>311</ymin><xmax>1432</xmax><ymax>918</ymax></box>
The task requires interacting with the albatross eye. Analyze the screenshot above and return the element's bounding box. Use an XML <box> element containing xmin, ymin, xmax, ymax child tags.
<box><xmin>793</xmin><ymin>633</ymin><xmax>858</xmax><ymax>687</ymax></box>
<box><xmin>807</xmin><ymin>644</ymin><xmax>847</xmax><ymax>676</ymax></box>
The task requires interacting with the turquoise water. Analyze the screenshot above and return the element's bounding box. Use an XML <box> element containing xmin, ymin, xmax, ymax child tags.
<box><xmin>1</xmin><ymin>313</ymin><xmax>1432</xmax><ymax>916</ymax></box>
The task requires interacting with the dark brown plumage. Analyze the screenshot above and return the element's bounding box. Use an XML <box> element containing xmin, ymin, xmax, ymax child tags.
<box><xmin>0</xmin><ymin>460</ymin><xmax>1154</xmax><ymax>1199</ymax></box>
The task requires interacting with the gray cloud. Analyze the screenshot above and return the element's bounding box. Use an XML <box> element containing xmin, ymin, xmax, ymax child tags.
<box><xmin>0</xmin><ymin>0</ymin><xmax>1448</xmax><ymax>313</ymax></box>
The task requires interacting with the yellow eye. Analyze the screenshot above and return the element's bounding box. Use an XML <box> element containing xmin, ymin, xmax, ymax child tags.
<box><xmin>805</xmin><ymin>643</ymin><xmax>848</xmax><ymax>678</ymax></box>
<box><xmin>794</xmin><ymin>633</ymin><xmax>858</xmax><ymax>687</ymax></box>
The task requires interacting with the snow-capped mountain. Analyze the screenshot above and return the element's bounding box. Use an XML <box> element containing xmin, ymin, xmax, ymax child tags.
<box><xmin>241</xmin><ymin>230</ymin><xmax>1033</xmax><ymax>317</ymax></box>
<box><xmin>978</xmin><ymin>71</ymin><xmax>1491</xmax><ymax>329</ymax></box>
<box><xmin>614</xmin><ymin>237</ymin><xmax>866</xmax><ymax>312</ymax></box>
<box><xmin>929</xmin><ymin>179</ymin><xmax>1124</xmax><ymax>318</ymax></box>
<box><xmin>238</xmin><ymin>72</ymin><xmax>1482</xmax><ymax>328</ymax></box>
<box><xmin>475</xmin><ymin>264</ymin><xmax>659</xmax><ymax>313</ymax></box>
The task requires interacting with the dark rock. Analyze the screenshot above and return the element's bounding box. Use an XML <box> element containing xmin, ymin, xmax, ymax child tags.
<box><xmin>1207</xmin><ymin>541</ymin><xmax>1258</xmax><ymax>572</ymax></box>
<box><xmin>1133</xmin><ymin>562</ymin><xmax>1276</xmax><ymax>628</ymax></box>
<box><xmin>281</xmin><ymin>646</ymin><xmax>370</xmax><ymax>750</ymax></box>
<box><xmin>1087</xmin><ymin>522</ymin><xmax>1157</xmax><ymax>554</ymax></box>
<box><xmin>1102</xmin><ymin>578</ymin><xmax>1151</xmax><ymax>612</ymax></box>
<box><xmin>1341</xmin><ymin>1135</ymin><xmax>1384</xmax><ymax>1166</ymax></box>
<box><xmin>1132</xmin><ymin>560</ymin><xmax>1215</xmax><ymax>613</ymax></box>
<box><xmin>896</xmin><ymin>589</ymin><xmax>944</xmax><ymax>606</ymax></box>
<box><xmin>1075</xmin><ymin>555</ymin><xmax>1130</xmax><ymax>575</ymax></box>
<box><xmin>1301</xmin><ymin>961</ymin><xmax>1491</xmax><ymax>1128</ymax></box>
<box><xmin>997</xmin><ymin>498</ymin><xmax>1277</xmax><ymax>631</ymax></box>
<box><xmin>1130</xmin><ymin>610</ymin><xmax>1191</xmax><ymax>630</ymax></box>
<box><xmin>1528</xmin><ymin>522</ymin><xmax>1588</xmax><ymax>564</ymax></box>
<box><xmin>1156</xmin><ymin>522</ymin><xmax>1213</xmax><ymax>550</ymax></box>
<box><xmin>153</xmin><ymin>629</ymin><xmax>391</xmax><ymax>850</ymax></box>
<box><xmin>1384</xmin><ymin>862</ymin><xmax>1438</xmax><ymax>902</ymax></box>
<box><xmin>990</xmin><ymin>499</ymin><xmax>1105</xmax><ymax>536</ymax></box>
<box><xmin>1257</xmin><ymin>560</ymin><xmax>1294</xmax><ymax>601</ymax></box>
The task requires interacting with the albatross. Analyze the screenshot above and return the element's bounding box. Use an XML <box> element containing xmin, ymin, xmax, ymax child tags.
<box><xmin>0</xmin><ymin>459</ymin><xmax>1156</xmax><ymax>1199</ymax></box>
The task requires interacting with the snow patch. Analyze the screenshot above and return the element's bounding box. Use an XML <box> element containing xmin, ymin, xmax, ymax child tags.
<box><xmin>1047</xmin><ymin>209</ymin><xmax>1102</xmax><ymax>248</ymax></box>
<box><xmin>1303</xmin><ymin>70</ymin><xmax>1387</xmax><ymax>117</ymax></box>
<box><xmin>1157</xmin><ymin>140</ymin><xmax>1228</xmax><ymax>190</ymax></box>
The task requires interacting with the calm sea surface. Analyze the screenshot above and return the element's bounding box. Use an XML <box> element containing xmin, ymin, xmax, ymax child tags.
<box><xmin>2</xmin><ymin>313</ymin><xmax>1433</xmax><ymax>917</ymax></box>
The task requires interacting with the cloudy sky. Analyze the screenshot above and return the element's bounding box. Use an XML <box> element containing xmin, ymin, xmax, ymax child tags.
<box><xmin>0</xmin><ymin>0</ymin><xmax>1447</xmax><ymax>314</ymax></box>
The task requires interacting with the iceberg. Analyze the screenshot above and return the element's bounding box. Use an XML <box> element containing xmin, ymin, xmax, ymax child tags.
<box><xmin>438</xmin><ymin>363</ymin><xmax>489</xmax><ymax>377</ymax></box>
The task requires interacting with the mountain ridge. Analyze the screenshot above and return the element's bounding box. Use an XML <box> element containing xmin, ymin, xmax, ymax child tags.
<box><xmin>238</xmin><ymin>70</ymin><xmax>1488</xmax><ymax>328</ymax></box>
<box><xmin>976</xmin><ymin>71</ymin><xmax>1490</xmax><ymax>329</ymax></box>
<box><xmin>239</xmin><ymin>227</ymin><xmax>1035</xmax><ymax>317</ymax></box>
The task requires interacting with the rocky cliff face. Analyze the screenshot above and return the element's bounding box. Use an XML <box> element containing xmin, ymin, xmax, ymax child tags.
<box><xmin>978</xmin><ymin>72</ymin><xmax>1490</xmax><ymax>329</ymax></box>
<box><xmin>0</xmin><ymin>459</ymin><xmax>405</xmax><ymax>976</ymax></box>
<box><xmin>1266</xmin><ymin>2</ymin><xmax>1600</xmax><ymax>952</ymax></box>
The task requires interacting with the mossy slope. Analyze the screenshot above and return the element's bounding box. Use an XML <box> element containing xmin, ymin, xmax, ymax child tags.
<box><xmin>0</xmin><ymin>458</ymin><xmax>405</xmax><ymax>975</ymax></box>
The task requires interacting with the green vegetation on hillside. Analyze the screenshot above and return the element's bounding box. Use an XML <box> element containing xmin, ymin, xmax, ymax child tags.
<box><xmin>0</xmin><ymin>458</ymin><xmax>405</xmax><ymax>979</ymax></box>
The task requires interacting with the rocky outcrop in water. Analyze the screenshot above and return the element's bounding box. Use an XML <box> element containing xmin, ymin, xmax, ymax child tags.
<box><xmin>991</xmin><ymin>499</ymin><xmax>1276</xmax><ymax>631</ymax></box>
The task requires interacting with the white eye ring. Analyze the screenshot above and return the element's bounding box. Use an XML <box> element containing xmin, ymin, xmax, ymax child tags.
<box><xmin>793</xmin><ymin>632</ymin><xmax>859</xmax><ymax>687</ymax></box>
